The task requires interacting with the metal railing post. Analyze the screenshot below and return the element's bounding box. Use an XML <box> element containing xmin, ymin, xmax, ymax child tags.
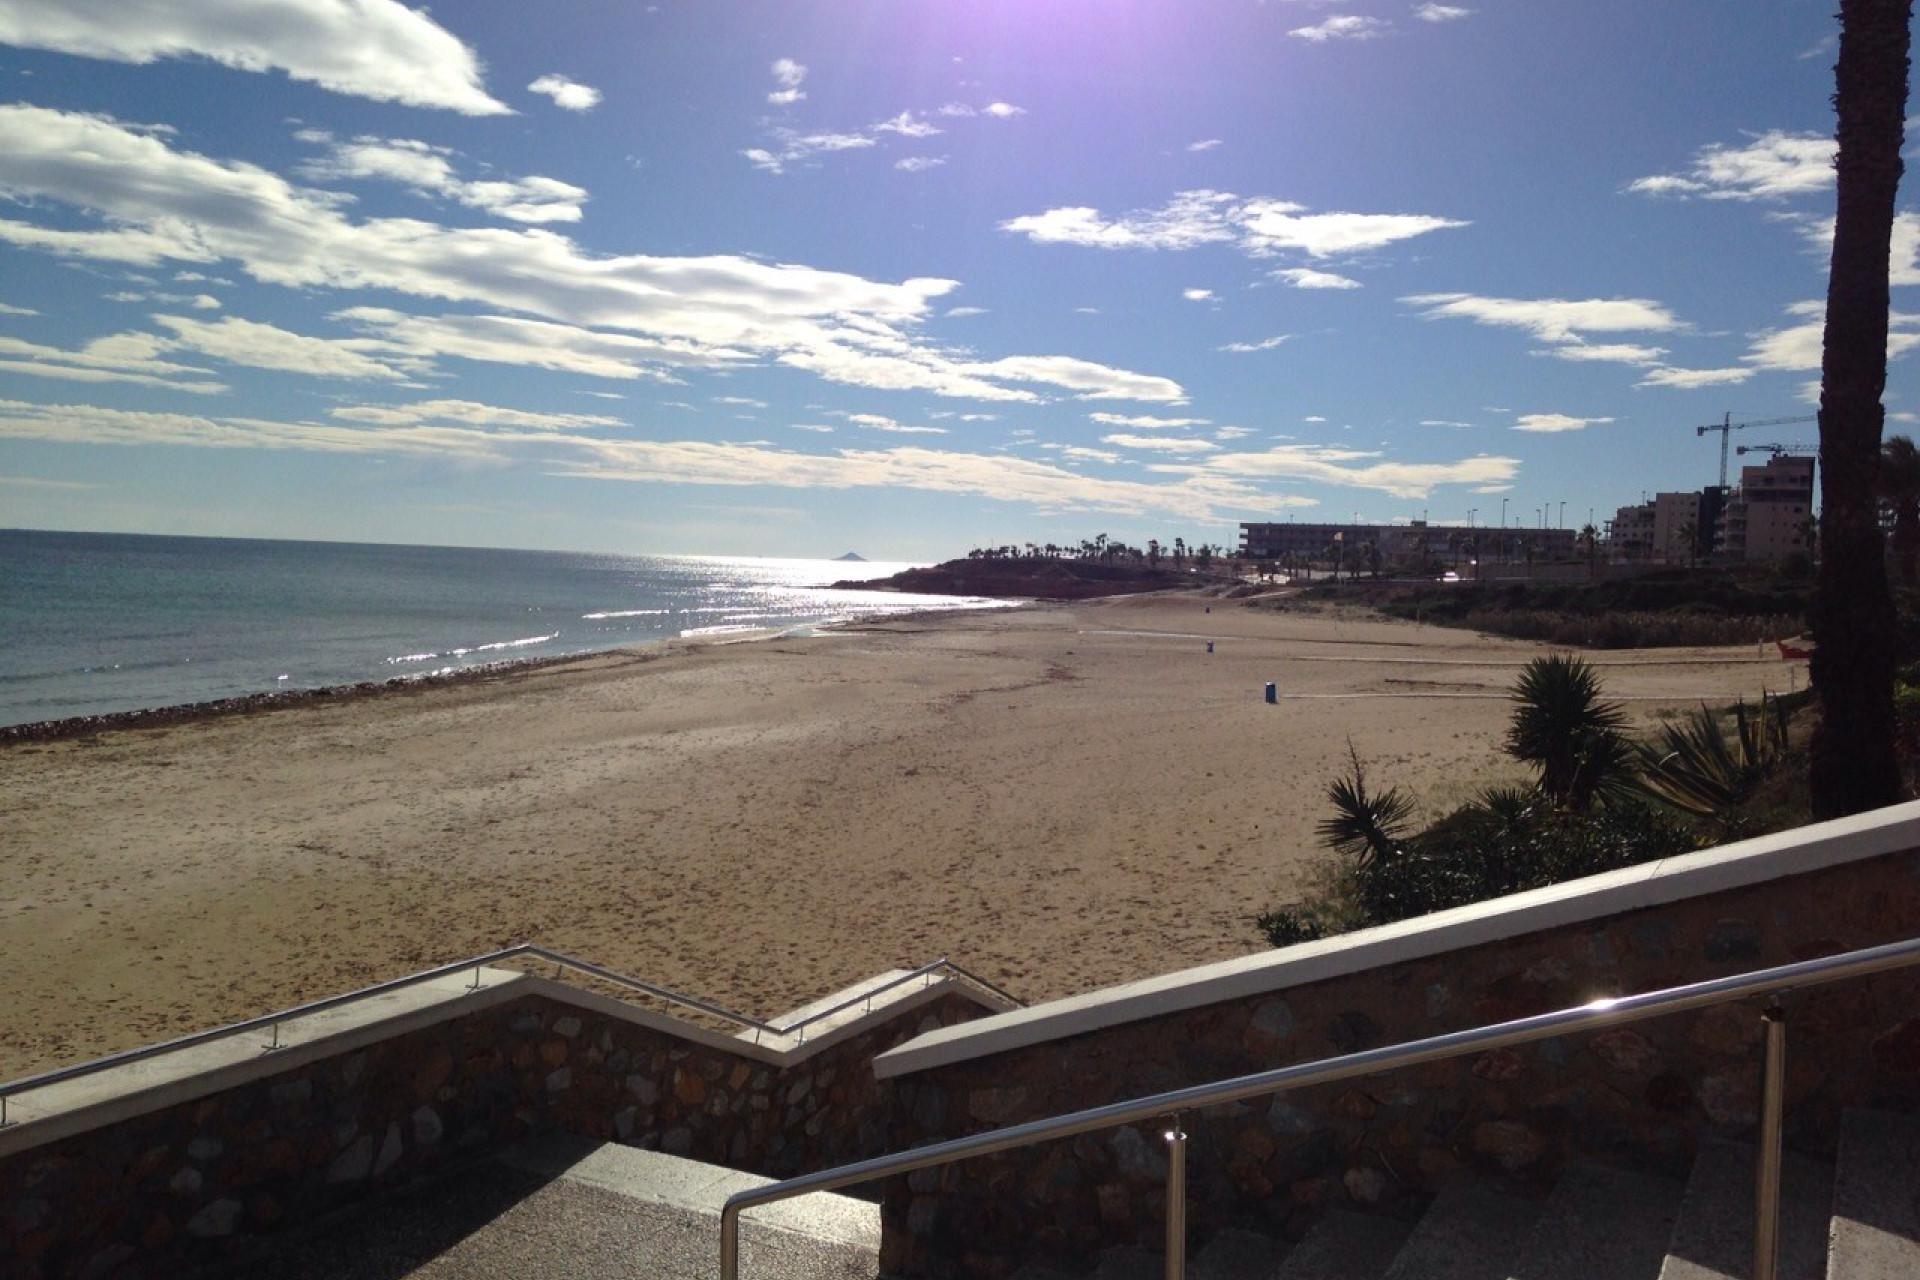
<box><xmin>721</xmin><ymin>1202</ymin><xmax>741</xmax><ymax>1280</ymax></box>
<box><xmin>1754</xmin><ymin>1004</ymin><xmax>1787</xmax><ymax>1280</ymax></box>
<box><xmin>1164</xmin><ymin>1117</ymin><xmax>1187</xmax><ymax>1280</ymax></box>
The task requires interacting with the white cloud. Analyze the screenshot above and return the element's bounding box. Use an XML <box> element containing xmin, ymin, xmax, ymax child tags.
<box><xmin>1102</xmin><ymin>433</ymin><xmax>1221</xmax><ymax>454</ymax></box>
<box><xmin>1536</xmin><ymin>341</ymin><xmax>1668</xmax><ymax>364</ymax></box>
<box><xmin>1636</xmin><ymin>366</ymin><xmax>1754</xmax><ymax>389</ymax></box>
<box><xmin>1414</xmin><ymin>4</ymin><xmax>1473</xmax><ymax>20</ymax></box>
<box><xmin>0</xmin><ymin>299</ymin><xmax>35</xmax><ymax>315</ymax></box>
<box><xmin>1089</xmin><ymin>412</ymin><xmax>1210</xmax><ymax>429</ymax></box>
<box><xmin>896</xmin><ymin>156</ymin><xmax>947</xmax><ymax>172</ymax></box>
<box><xmin>154</xmin><ymin>313</ymin><xmax>416</xmax><ymax>379</ymax></box>
<box><xmin>768</xmin><ymin>58</ymin><xmax>807</xmax><ymax>105</ymax></box>
<box><xmin>967</xmin><ymin>355</ymin><xmax>1186</xmax><ymax>402</ymax></box>
<box><xmin>1220</xmin><ymin>335</ymin><xmax>1292</xmax><ymax>352</ymax></box>
<box><xmin>300</xmin><ymin>134</ymin><xmax>588</xmax><ymax>224</ymax></box>
<box><xmin>0</xmin><ymin>332</ymin><xmax>225</xmax><ymax>393</ymax></box>
<box><xmin>332</xmin><ymin>399</ymin><xmax>622</xmax><ymax>430</ymax></box>
<box><xmin>1188</xmin><ymin>139</ymin><xmax>1224</xmax><ymax>152</ymax></box>
<box><xmin>983</xmin><ymin>102</ymin><xmax>1026</xmax><ymax>118</ymax></box>
<box><xmin>1290</xmin><ymin>15</ymin><xmax>1389</xmax><ymax>41</ymax></box>
<box><xmin>1062</xmin><ymin>445</ymin><xmax>1121</xmax><ymax>463</ymax></box>
<box><xmin>1403</xmin><ymin>293</ymin><xmax>1684</xmax><ymax>342</ymax></box>
<box><xmin>1628</xmin><ymin>131</ymin><xmax>1833</xmax><ymax>201</ymax></box>
<box><xmin>1274</xmin><ymin>267</ymin><xmax>1361</xmax><ymax>290</ymax></box>
<box><xmin>1241</xmin><ymin>204</ymin><xmax>1468</xmax><ymax>257</ymax></box>
<box><xmin>945</xmin><ymin>306</ymin><xmax>988</xmax><ymax>317</ymax></box>
<box><xmin>0</xmin><ymin>0</ymin><xmax>507</xmax><ymax>114</ymax></box>
<box><xmin>528</xmin><ymin>74</ymin><xmax>602</xmax><ymax>112</ymax></box>
<box><xmin>712</xmin><ymin>395</ymin><xmax>768</xmax><ymax>408</ymax></box>
<box><xmin>744</xmin><ymin>130</ymin><xmax>877</xmax><ymax>174</ymax></box>
<box><xmin>1005</xmin><ymin>189</ymin><xmax>1465</xmax><ymax>259</ymax></box>
<box><xmin>844</xmin><ymin>412</ymin><xmax>947</xmax><ymax>435</ymax></box>
<box><xmin>1187</xmin><ymin>443</ymin><xmax>1520</xmax><ymax>498</ymax></box>
<box><xmin>0</xmin><ymin>105</ymin><xmax>1188</xmax><ymax>411</ymax></box>
<box><xmin>876</xmin><ymin>111</ymin><xmax>941</xmax><ymax>138</ymax></box>
<box><xmin>1514</xmin><ymin>413</ymin><xmax>1612</xmax><ymax>434</ymax></box>
<box><xmin>1420</xmin><ymin>419</ymin><xmax>1475</xmax><ymax>428</ymax></box>
<box><xmin>1184</xmin><ymin>288</ymin><xmax>1216</xmax><ymax>301</ymax></box>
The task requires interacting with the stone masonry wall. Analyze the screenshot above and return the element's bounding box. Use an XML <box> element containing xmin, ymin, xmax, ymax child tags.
<box><xmin>878</xmin><ymin>849</ymin><xmax>1920</xmax><ymax>1279</ymax></box>
<box><xmin>0</xmin><ymin>986</ymin><xmax>987</xmax><ymax>1280</ymax></box>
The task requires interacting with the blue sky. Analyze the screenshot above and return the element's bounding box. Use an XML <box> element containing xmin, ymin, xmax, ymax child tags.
<box><xmin>0</xmin><ymin>0</ymin><xmax>1910</xmax><ymax>560</ymax></box>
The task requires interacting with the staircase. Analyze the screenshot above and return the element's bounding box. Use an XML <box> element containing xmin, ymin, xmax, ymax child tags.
<box><xmin>1008</xmin><ymin>1109</ymin><xmax>1920</xmax><ymax>1280</ymax></box>
<box><xmin>238</xmin><ymin>1132</ymin><xmax>879</xmax><ymax>1280</ymax></box>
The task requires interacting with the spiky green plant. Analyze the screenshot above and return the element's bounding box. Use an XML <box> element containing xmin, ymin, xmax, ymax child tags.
<box><xmin>1635</xmin><ymin>695</ymin><xmax>1792</xmax><ymax>817</ymax></box>
<box><xmin>1316</xmin><ymin>745</ymin><xmax>1416</xmax><ymax>869</ymax></box>
<box><xmin>1505</xmin><ymin>654</ymin><xmax>1634</xmax><ymax>811</ymax></box>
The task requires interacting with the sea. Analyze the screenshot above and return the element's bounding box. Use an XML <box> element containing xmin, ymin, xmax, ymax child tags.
<box><xmin>0</xmin><ymin>529</ymin><xmax>1002</xmax><ymax>730</ymax></box>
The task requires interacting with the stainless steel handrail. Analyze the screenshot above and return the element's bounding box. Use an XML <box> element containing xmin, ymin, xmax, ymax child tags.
<box><xmin>0</xmin><ymin>943</ymin><xmax>1018</xmax><ymax>1126</ymax></box>
<box><xmin>720</xmin><ymin>933</ymin><xmax>1920</xmax><ymax>1280</ymax></box>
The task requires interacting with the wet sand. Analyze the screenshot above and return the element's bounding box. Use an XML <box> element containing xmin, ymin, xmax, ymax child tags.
<box><xmin>0</xmin><ymin>593</ymin><xmax>1796</xmax><ymax>1079</ymax></box>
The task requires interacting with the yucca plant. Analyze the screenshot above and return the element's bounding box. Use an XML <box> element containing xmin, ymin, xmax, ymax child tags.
<box><xmin>1634</xmin><ymin>695</ymin><xmax>1792</xmax><ymax>817</ymax></box>
<box><xmin>1317</xmin><ymin>745</ymin><xmax>1415</xmax><ymax>870</ymax></box>
<box><xmin>1505</xmin><ymin>654</ymin><xmax>1635</xmax><ymax>811</ymax></box>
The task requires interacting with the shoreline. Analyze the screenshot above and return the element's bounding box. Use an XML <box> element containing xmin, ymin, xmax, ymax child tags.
<box><xmin>0</xmin><ymin>598</ymin><xmax>1029</xmax><ymax>747</ymax></box>
<box><xmin>2</xmin><ymin>594</ymin><xmax>1786</xmax><ymax>1080</ymax></box>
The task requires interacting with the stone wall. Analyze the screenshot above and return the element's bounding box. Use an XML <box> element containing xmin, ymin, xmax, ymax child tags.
<box><xmin>0</xmin><ymin>983</ymin><xmax>988</xmax><ymax>1280</ymax></box>
<box><xmin>876</xmin><ymin>848</ymin><xmax>1920</xmax><ymax>1278</ymax></box>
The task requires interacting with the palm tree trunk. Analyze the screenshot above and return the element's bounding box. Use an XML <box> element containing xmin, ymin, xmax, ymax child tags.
<box><xmin>1810</xmin><ymin>0</ymin><xmax>1912</xmax><ymax>817</ymax></box>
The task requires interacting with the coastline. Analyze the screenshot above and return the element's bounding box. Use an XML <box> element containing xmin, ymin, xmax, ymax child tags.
<box><xmin>2</xmin><ymin>593</ymin><xmax>1783</xmax><ymax>1080</ymax></box>
<box><xmin>0</xmin><ymin>598</ymin><xmax>1021</xmax><ymax>747</ymax></box>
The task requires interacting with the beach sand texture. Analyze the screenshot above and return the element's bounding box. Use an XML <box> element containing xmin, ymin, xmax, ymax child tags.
<box><xmin>0</xmin><ymin>595</ymin><xmax>1793</xmax><ymax>1080</ymax></box>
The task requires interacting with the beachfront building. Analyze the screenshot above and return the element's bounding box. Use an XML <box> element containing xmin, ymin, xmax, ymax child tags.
<box><xmin>1717</xmin><ymin>453</ymin><xmax>1816</xmax><ymax>563</ymax></box>
<box><xmin>1239</xmin><ymin>520</ymin><xmax>1575</xmax><ymax>571</ymax></box>
<box><xmin>1607</xmin><ymin>491</ymin><xmax>1710</xmax><ymax>564</ymax></box>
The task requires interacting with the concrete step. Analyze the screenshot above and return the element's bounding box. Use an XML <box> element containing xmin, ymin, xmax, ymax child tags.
<box><xmin>1829</xmin><ymin>1108</ymin><xmax>1920</xmax><ymax>1280</ymax></box>
<box><xmin>1190</xmin><ymin>1227</ymin><xmax>1292</xmax><ymax>1280</ymax></box>
<box><xmin>235</xmin><ymin>1131</ymin><xmax>879</xmax><ymax>1279</ymax></box>
<box><xmin>1657</xmin><ymin>1138</ymin><xmax>1832</xmax><ymax>1280</ymax></box>
<box><xmin>1269</xmin><ymin>1208</ymin><xmax>1411</xmax><ymax>1280</ymax></box>
<box><xmin>1502</xmin><ymin>1163</ymin><xmax>1683</xmax><ymax>1280</ymax></box>
<box><xmin>1381</xmin><ymin>1180</ymin><xmax>1540</xmax><ymax>1280</ymax></box>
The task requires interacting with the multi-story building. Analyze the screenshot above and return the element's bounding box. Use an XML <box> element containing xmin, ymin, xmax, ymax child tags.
<box><xmin>1238</xmin><ymin>521</ymin><xmax>1576</xmax><ymax>567</ymax></box>
<box><xmin>1718</xmin><ymin>454</ymin><xmax>1815</xmax><ymax>562</ymax></box>
<box><xmin>1606</xmin><ymin>492</ymin><xmax>1705</xmax><ymax>563</ymax></box>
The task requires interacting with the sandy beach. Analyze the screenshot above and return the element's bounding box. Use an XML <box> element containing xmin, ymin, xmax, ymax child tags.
<box><xmin>0</xmin><ymin>593</ymin><xmax>1796</xmax><ymax>1080</ymax></box>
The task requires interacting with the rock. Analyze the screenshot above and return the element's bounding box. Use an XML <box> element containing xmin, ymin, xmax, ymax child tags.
<box><xmin>553</xmin><ymin>1016</ymin><xmax>583</xmax><ymax>1039</ymax></box>
<box><xmin>1472</xmin><ymin>1120</ymin><xmax>1546</xmax><ymax>1170</ymax></box>
<box><xmin>1473</xmin><ymin>1048</ymin><xmax>1528</xmax><ymax>1082</ymax></box>
<box><xmin>328</xmin><ymin>1135</ymin><xmax>374</xmax><ymax>1184</ymax></box>
<box><xmin>1703</xmin><ymin>919</ymin><xmax>1762</xmax><ymax>963</ymax></box>
<box><xmin>1591</xmin><ymin>1027</ymin><xmax>1660</xmax><ymax>1074</ymax></box>
<box><xmin>1111</xmin><ymin>1126</ymin><xmax>1168</xmax><ymax>1182</ymax></box>
<box><xmin>1871</xmin><ymin>1017</ymin><xmax>1920</xmax><ymax>1074</ymax></box>
<box><xmin>185</xmin><ymin>1198</ymin><xmax>245</xmax><ymax>1238</ymax></box>
<box><xmin>412</xmin><ymin>1105</ymin><xmax>444</xmax><ymax>1146</ymax></box>
<box><xmin>1344</xmin><ymin>1166</ymin><xmax>1389</xmax><ymax>1205</ymax></box>
<box><xmin>373</xmin><ymin>1122</ymin><xmax>404</xmax><ymax>1177</ymax></box>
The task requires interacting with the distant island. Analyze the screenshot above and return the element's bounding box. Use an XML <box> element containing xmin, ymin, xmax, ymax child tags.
<box><xmin>832</xmin><ymin>551</ymin><xmax>867</xmax><ymax>562</ymax></box>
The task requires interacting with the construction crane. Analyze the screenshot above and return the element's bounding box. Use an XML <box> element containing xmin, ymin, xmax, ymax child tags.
<box><xmin>1735</xmin><ymin>443</ymin><xmax>1818</xmax><ymax>458</ymax></box>
<box><xmin>1694</xmin><ymin>413</ymin><xmax>1818</xmax><ymax>487</ymax></box>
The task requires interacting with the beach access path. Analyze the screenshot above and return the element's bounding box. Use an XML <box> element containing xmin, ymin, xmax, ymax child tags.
<box><xmin>0</xmin><ymin>593</ymin><xmax>1790</xmax><ymax>1080</ymax></box>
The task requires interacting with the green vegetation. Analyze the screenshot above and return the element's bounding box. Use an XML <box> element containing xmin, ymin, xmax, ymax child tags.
<box><xmin>1258</xmin><ymin>656</ymin><xmax>1810</xmax><ymax>947</ymax></box>
<box><xmin>1352</xmin><ymin>572</ymin><xmax>1809</xmax><ymax>650</ymax></box>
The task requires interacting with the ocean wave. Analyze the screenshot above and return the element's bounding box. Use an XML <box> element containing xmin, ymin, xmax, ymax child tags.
<box><xmin>580</xmin><ymin>608</ymin><xmax>670</xmax><ymax>620</ymax></box>
<box><xmin>449</xmin><ymin>633</ymin><xmax>560</xmax><ymax>657</ymax></box>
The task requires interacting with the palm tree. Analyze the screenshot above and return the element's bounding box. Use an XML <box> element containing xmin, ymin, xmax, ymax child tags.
<box><xmin>1810</xmin><ymin>0</ymin><xmax>1909</xmax><ymax>817</ymax></box>
<box><xmin>1881</xmin><ymin>433</ymin><xmax>1920</xmax><ymax>587</ymax></box>
<box><xmin>1578</xmin><ymin>523</ymin><xmax>1601</xmax><ymax>579</ymax></box>
<box><xmin>1505</xmin><ymin>655</ymin><xmax>1634</xmax><ymax>812</ymax></box>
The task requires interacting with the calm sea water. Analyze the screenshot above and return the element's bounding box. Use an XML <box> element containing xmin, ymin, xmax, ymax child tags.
<box><xmin>0</xmin><ymin>530</ymin><xmax>996</xmax><ymax>729</ymax></box>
